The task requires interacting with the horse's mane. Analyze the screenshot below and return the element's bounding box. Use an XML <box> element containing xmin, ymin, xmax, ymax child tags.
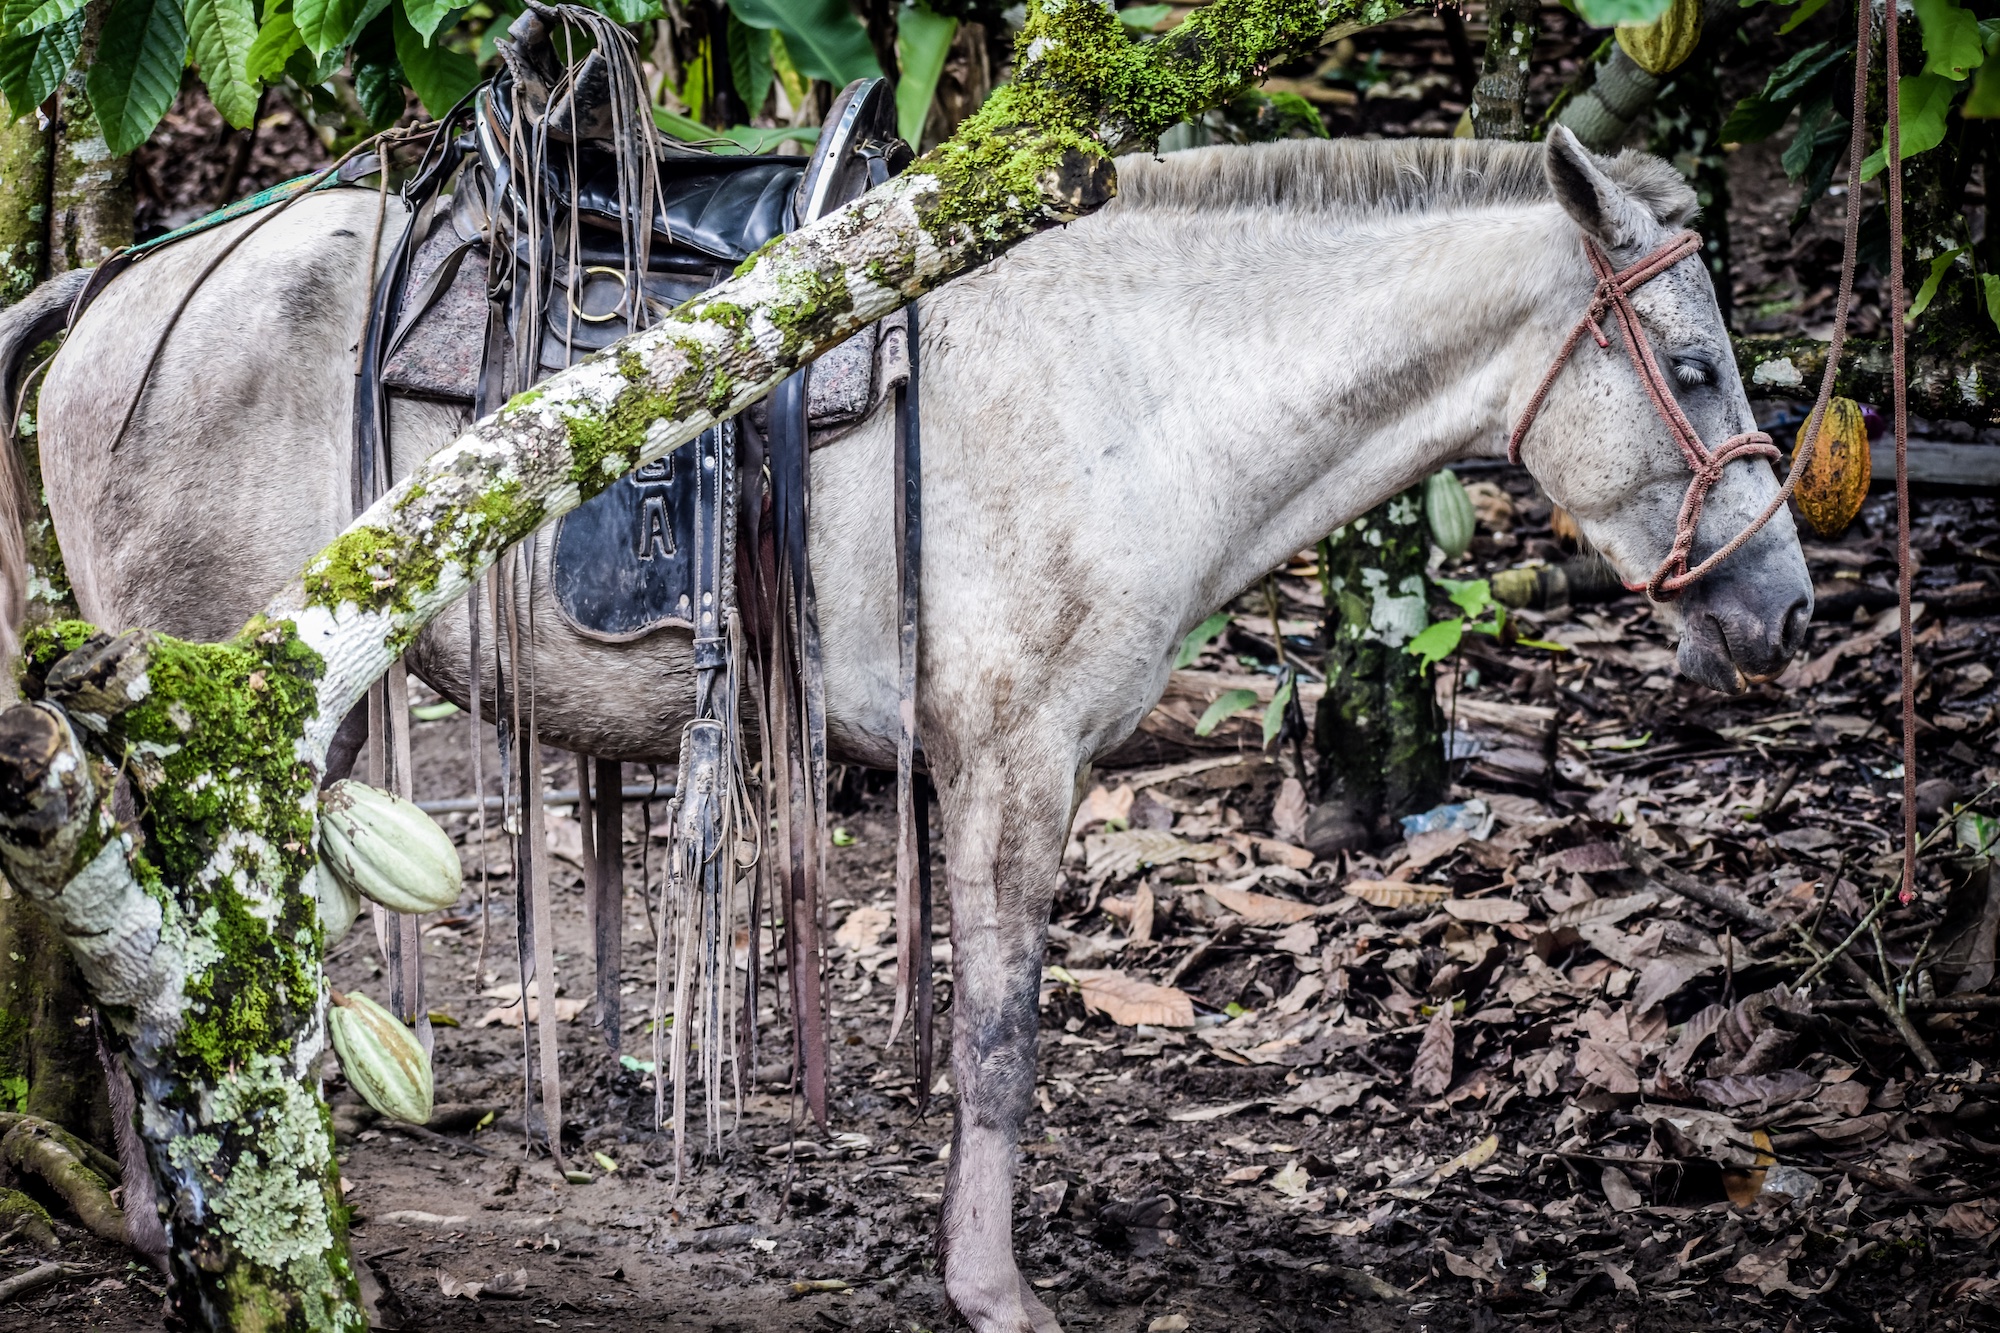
<box><xmin>1111</xmin><ymin>137</ymin><xmax>1696</xmax><ymax>226</ymax></box>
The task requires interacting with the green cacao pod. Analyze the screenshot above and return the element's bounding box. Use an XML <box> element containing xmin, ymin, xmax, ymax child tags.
<box><xmin>318</xmin><ymin>779</ymin><xmax>462</xmax><ymax>915</ymax></box>
<box><xmin>1616</xmin><ymin>0</ymin><xmax>1703</xmax><ymax>76</ymax></box>
<box><xmin>1793</xmin><ymin>396</ymin><xmax>1871</xmax><ymax>537</ymax></box>
<box><xmin>328</xmin><ymin>990</ymin><xmax>433</xmax><ymax>1125</ymax></box>
<box><xmin>314</xmin><ymin>866</ymin><xmax>361</xmax><ymax>942</ymax></box>
<box><xmin>1424</xmin><ymin>469</ymin><xmax>1477</xmax><ymax>558</ymax></box>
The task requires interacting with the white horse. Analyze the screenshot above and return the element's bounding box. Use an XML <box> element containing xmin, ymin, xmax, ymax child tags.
<box><xmin>12</xmin><ymin>127</ymin><xmax>1807</xmax><ymax>1331</ymax></box>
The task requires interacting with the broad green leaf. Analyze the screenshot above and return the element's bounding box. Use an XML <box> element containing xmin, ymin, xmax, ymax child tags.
<box><xmin>354</xmin><ymin>54</ymin><xmax>403</xmax><ymax>127</ymax></box>
<box><xmin>1720</xmin><ymin>41</ymin><xmax>1844</xmax><ymax>142</ymax></box>
<box><xmin>1573</xmin><ymin>0</ymin><xmax>1670</xmax><ymax>28</ymax></box>
<box><xmin>87</xmin><ymin>0</ymin><xmax>188</xmax><ymax>155</ymax></box>
<box><xmin>1194</xmin><ymin>688</ymin><xmax>1260</xmax><ymax>738</ymax></box>
<box><xmin>245</xmin><ymin>1</ymin><xmax>300</xmax><ymax>81</ymax></box>
<box><xmin>1261</xmin><ymin>673</ymin><xmax>1294</xmax><ymax>747</ymax></box>
<box><xmin>15</xmin><ymin>0</ymin><xmax>81</xmax><ymax>36</ymax></box>
<box><xmin>1981</xmin><ymin>273</ymin><xmax>2000</xmax><ymax>333</ymax></box>
<box><xmin>1908</xmin><ymin>245</ymin><xmax>1965</xmax><ymax>322</ymax></box>
<box><xmin>1405</xmin><ymin>618</ymin><xmax>1463</xmax><ymax>672</ymax></box>
<box><xmin>1860</xmin><ymin>73</ymin><xmax>1959</xmax><ymax>178</ymax></box>
<box><xmin>652</xmin><ymin>103</ymin><xmax>817</xmax><ymax>153</ymax></box>
<box><xmin>0</xmin><ymin>0</ymin><xmax>81</xmax><ymax>117</ymax></box>
<box><xmin>1957</xmin><ymin>810</ymin><xmax>1999</xmax><ymax>855</ymax></box>
<box><xmin>392</xmin><ymin>3</ymin><xmax>476</xmax><ymax>115</ymax></box>
<box><xmin>729</xmin><ymin>0</ymin><xmax>880</xmax><ymax>86</ymax></box>
<box><xmin>591</xmin><ymin>0</ymin><xmax>660</xmax><ymax>24</ymax></box>
<box><xmin>1914</xmin><ymin>0</ymin><xmax>1983</xmax><ymax>79</ymax></box>
<box><xmin>1117</xmin><ymin>3</ymin><xmax>1172</xmax><ymax>30</ymax></box>
<box><xmin>1777</xmin><ymin>0</ymin><xmax>1830</xmax><ymax>34</ymax></box>
<box><xmin>188</xmin><ymin>0</ymin><xmax>259</xmax><ymax>127</ymax></box>
<box><xmin>727</xmin><ymin>9</ymin><xmax>771</xmax><ymax>119</ymax></box>
<box><xmin>1437</xmin><ymin>576</ymin><xmax>1497</xmax><ymax>621</ymax></box>
<box><xmin>1174</xmin><ymin>611</ymin><xmax>1232</xmax><ymax>669</ymax></box>
<box><xmin>295</xmin><ymin>0</ymin><xmax>361</xmax><ymax>58</ymax></box>
<box><xmin>1968</xmin><ymin>27</ymin><xmax>2000</xmax><ymax>116</ymax></box>
<box><xmin>399</xmin><ymin>0</ymin><xmax>453</xmax><ymax>43</ymax></box>
<box><xmin>896</xmin><ymin>0</ymin><xmax>953</xmax><ymax>147</ymax></box>
<box><xmin>768</xmin><ymin>27</ymin><xmax>808</xmax><ymax>109</ymax></box>
<box><xmin>680</xmin><ymin>33</ymin><xmax>709</xmax><ymax>120</ymax></box>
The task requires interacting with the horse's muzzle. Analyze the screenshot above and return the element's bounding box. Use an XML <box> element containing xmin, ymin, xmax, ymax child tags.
<box><xmin>1675</xmin><ymin>556</ymin><xmax>1813</xmax><ymax>693</ymax></box>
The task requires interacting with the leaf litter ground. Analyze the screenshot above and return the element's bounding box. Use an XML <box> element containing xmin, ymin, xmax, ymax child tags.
<box><xmin>14</xmin><ymin>477</ymin><xmax>2000</xmax><ymax>1333</ymax></box>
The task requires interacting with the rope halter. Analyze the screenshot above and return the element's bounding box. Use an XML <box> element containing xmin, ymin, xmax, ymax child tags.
<box><xmin>1506</xmin><ymin>229</ymin><xmax>1780</xmax><ymax>601</ymax></box>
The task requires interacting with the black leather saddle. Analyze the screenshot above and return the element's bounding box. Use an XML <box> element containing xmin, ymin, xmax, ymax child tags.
<box><xmin>369</xmin><ymin>22</ymin><xmax>909</xmax><ymax>641</ymax></box>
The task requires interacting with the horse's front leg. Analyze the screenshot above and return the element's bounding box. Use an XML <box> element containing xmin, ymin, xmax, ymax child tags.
<box><xmin>936</xmin><ymin>747</ymin><xmax>1073</xmax><ymax>1333</ymax></box>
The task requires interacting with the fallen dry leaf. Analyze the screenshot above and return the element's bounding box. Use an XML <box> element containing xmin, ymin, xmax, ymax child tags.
<box><xmin>1410</xmin><ymin>1008</ymin><xmax>1455</xmax><ymax>1097</ymax></box>
<box><xmin>1167</xmin><ymin>1099</ymin><xmax>1260</xmax><ymax>1123</ymax></box>
<box><xmin>834</xmin><ymin>904</ymin><xmax>892</xmax><ymax>952</ymax></box>
<box><xmin>1085</xmin><ymin>829</ymin><xmax>1224</xmax><ymax>884</ymax></box>
<box><xmin>1073</xmin><ymin>785</ymin><xmax>1136</xmax><ymax>833</ymax></box>
<box><xmin>1268</xmin><ymin>1160</ymin><xmax>1311</xmax><ymax>1199</ymax></box>
<box><xmin>476</xmin><ymin>996</ymin><xmax>588</xmax><ymax>1028</ymax></box>
<box><xmin>1271</xmin><ymin>778</ymin><xmax>1309</xmax><ymax>845</ymax></box>
<box><xmin>1437</xmin><ymin>1134</ymin><xmax>1499</xmax><ymax>1180</ymax></box>
<box><xmin>1251</xmin><ymin>836</ymin><xmax>1315</xmax><ymax>870</ymax></box>
<box><xmin>1600</xmin><ymin>1164</ymin><xmax>1643</xmax><ymax>1212</ymax></box>
<box><xmin>1271</xmin><ymin>920</ymin><xmax>1318</xmax><ymax>954</ymax></box>
<box><xmin>1070</xmin><ymin>970</ymin><xmax>1195</xmax><ymax>1027</ymax></box>
<box><xmin>1443</xmin><ymin>896</ymin><xmax>1529</xmax><ymax>924</ymax></box>
<box><xmin>1206</xmin><ymin>883</ymin><xmax>1317</xmax><ymax>924</ymax></box>
<box><xmin>1344</xmin><ymin>880</ymin><xmax>1448</xmax><ymax>909</ymax></box>
<box><xmin>1940</xmin><ymin>1200</ymin><xmax>1998</xmax><ymax>1239</ymax></box>
<box><xmin>1275</xmin><ymin>1072</ymin><xmax>1373</xmax><ymax>1114</ymax></box>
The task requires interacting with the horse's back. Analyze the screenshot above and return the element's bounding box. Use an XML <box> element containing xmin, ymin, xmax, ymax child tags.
<box><xmin>41</xmin><ymin>189</ymin><xmax>395</xmax><ymax>641</ymax></box>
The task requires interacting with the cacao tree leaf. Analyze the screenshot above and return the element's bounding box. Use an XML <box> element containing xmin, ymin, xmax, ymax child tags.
<box><xmin>651</xmin><ymin>103</ymin><xmax>818</xmax><ymax>153</ymax></box>
<box><xmin>1967</xmin><ymin>26</ymin><xmax>2000</xmax><ymax>116</ymax></box>
<box><xmin>728</xmin><ymin>0</ymin><xmax>879</xmax><ymax>86</ymax></box>
<box><xmin>244</xmin><ymin>0</ymin><xmax>300</xmax><ymax>82</ymax></box>
<box><xmin>86</xmin><ymin>0</ymin><xmax>189</xmax><ymax>156</ymax></box>
<box><xmin>1404</xmin><ymin>616</ymin><xmax>1462</xmax><ymax>671</ymax></box>
<box><xmin>587</xmin><ymin>0</ymin><xmax>660</xmax><ymax>26</ymax></box>
<box><xmin>188</xmin><ymin>0</ymin><xmax>260</xmax><ymax>128</ymax></box>
<box><xmin>1174</xmin><ymin>611</ymin><xmax>1230</xmax><ymax>668</ymax></box>
<box><xmin>1342</xmin><ymin>879</ymin><xmax>1448</xmax><ymax>908</ymax></box>
<box><xmin>14</xmin><ymin>0</ymin><xmax>81</xmax><ymax>36</ymax></box>
<box><xmin>1914</xmin><ymin>0</ymin><xmax>1984</xmax><ymax>79</ymax></box>
<box><xmin>726</xmin><ymin>9</ymin><xmax>771</xmax><ymax>120</ymax></box>
<box><xmin>1908</xmin><ymin>245</ymin><xmax>1965</xmax><ymax>322</ymax></box>
<box><xmin>399</xmin><ymin>0</ymin><xmax>453</xmax><ymax>43</ymax></box>
<box><xmin>895</xmin><ymin>0</ymin><xmax>953</xmax><ymax>146</ymax></box>
<box><xmin>1260</xmin><ymin>671</ymin><xmax>1293</xmax><ymax>746</ymax></box>
<box><xmin>1572</xmin><ymin>0</ymin><xmax>1671</xmax><ymax>28</ymax></box>
<box><xmin>392</xmin><ymin>2</ymin><xmax>476</xmax><ymax>116</ymax></box>
<box><xmin>1193</xmin><ymin>687</ymin><xmax>1259</xmax><ymax>737</ymax></box>
<box><xmin>0</xmin><ymin>0</ymin><xmax>81</xmax><ymax>117</ymax></box>
<box><xmin>294</xmin><ymin>0</ymin><xmax>360</xmax><ymax>58</ymax></box>
<box><xmin>1860</xmin><ymin>73</ymin><xmax>1959</xmax><ymax>178</ymax></box>
<box><xmin>1720</xmin><ymin>40</ymin><xmax>1844</xmax><ymax>143</ymax></box>
<box><xmin>1777</xmin><ymin>0</ymin><xmax>1831</xmax><ymax>35</ymax></box>
<box><xmin>353</xmin><ymin>53</ymin><xmax>403</xmax><ymax>127</ymax></box>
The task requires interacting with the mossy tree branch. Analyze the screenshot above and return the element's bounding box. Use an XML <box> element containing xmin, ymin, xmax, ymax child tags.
<box><xmin>0</xmin><ymin>1</ymin><xmax>1397</xmax><ymax>1328</ymax></box>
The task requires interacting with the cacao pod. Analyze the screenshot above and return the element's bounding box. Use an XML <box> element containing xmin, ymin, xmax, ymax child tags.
<box><xmin>1792</xmin><ymin>396</ymin><xmax>1870</xmax><ymax>537</ymax></box>
<box><xmin>327</xmin><ymin>990</ymin><xmax>433</xmax><ymax>1125</ymax></box>
<box><xmin>1425</xmin><ymin>469</ymin><xmax>1477</xmax><ymax>558</ymax></box>
<box><xmin>1616</xmin><ymin>0</ymin><xmax>1703</xmax><ymax>76</ymax></box>
<box><xmin>314</xmin><ymin>866</ymin><xmax>361</xmax><ymax>942</ymax></box>
<box><xmin>318</xmin><ymin>779</ymin><xmax>462</xmax><ymax>915</ymax></box>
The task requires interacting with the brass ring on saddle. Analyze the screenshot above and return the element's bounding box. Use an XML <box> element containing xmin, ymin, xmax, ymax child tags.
<box><xmin>571</xmin><ymin>266</ymin><xmax>629</xmax><ymax>324</ymax></box>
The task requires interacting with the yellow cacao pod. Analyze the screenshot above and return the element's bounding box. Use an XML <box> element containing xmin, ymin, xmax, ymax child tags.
<box><xmin>1616</xmin><ymin>0</ymin><xmax>1703</xmax><ymax>76</ymax></box>
<box><xmin>1793</xmin><ymin>397</ymin><xmax>1871</xmax><ymax>537</ymax></box>
<box><xmin>318</xmin><ymin>779</ymin><xmax>462</xmax><ymax>915</ymax></box>
<box><xmin>328</xmin><ymin>990</ymin><xmax>433</xmax><ymax>1125</ymax></box>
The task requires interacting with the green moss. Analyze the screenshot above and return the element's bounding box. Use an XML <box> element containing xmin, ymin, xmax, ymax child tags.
<box><xmin>562</xmin><ymin>348</ymin><xmax>705</xmax><ymax>500</ymax></box>
<box><xmin>731</xmin><ymin>234</ymin><xmax>784</xmax><ymax>279</ymax></box>
<box><xmin>301</xmin><ymin>525</ymin><xmax>446</xmax><ymax>621</ymax></box>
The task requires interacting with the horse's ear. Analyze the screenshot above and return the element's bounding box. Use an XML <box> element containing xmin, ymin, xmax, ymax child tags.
<box><xmin>1544</xmin><ymin>126</ymin><xmax>1649</xmax><ymax>249</ymax></box>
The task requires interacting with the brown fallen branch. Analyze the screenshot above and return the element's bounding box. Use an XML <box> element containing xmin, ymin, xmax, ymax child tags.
<box><xmin>0</xmin><ymin>1118</ymin><xmax>125</xmax><ymax>1249</ymax></box>
<box><xmin>0</xmin><ymin>1260</ymin><xmax>70</xmax><ymax>1303</ymax></box>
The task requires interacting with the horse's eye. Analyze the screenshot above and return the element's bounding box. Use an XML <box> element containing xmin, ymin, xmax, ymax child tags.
<box><xmin>1672</xmin><ymin>358</ymin><xmax>1711</xmax><ymax>388</ymax></box>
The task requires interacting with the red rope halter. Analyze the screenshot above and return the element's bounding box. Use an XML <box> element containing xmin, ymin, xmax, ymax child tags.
<box><xmin>1505</xmin><ymin>228</ymin><xmax>1780</xmax><ymax>600</ymax></box>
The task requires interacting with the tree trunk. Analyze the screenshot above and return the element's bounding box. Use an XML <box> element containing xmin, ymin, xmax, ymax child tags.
<box><xmin>1471</xmin><ymin>0</ymin><xmax>1537</xmax><ymax>141</ymax></box>
<box><xmin>49</xmin><ymin>33</ymin><xmax>133</xmax><ymax>271</ymax></box>
<box><xmin>0</xmin><ymin>1</ymin><xmax>1368</xmax><ymax>1326</ymax></box>
<box><xmin>0</xmin><ymin>116</ymin><xmax>49</xmax><ymax>304</ymax></box>
<box><xmin>1308</xmin><ymin>487</ymin><xmax>1445</xmax><ymax>852</ymax></box>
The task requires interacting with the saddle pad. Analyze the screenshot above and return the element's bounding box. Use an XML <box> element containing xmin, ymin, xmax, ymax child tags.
<box><xmin>382</xmin><ymin>216</ymin><xmax>489</xmax><ymax>402</ymax></box>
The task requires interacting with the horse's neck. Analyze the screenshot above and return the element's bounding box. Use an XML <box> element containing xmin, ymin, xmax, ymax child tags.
<box><xmin>1046</xmin><ymin>200</ymin><xmax>1577</xmax><ymax>604</ymax></box>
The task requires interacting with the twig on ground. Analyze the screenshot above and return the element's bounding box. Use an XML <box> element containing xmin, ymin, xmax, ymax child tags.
<box><xmin>1795</xmin><ymin>885</ymin><xmax>1896</xmax><ymax>990</ymax></box>
<box><xmin>0</xmin><ymin>1261</ymin><xmax>73</xmax><ymax>1303</ymax></box>
<box><xmin>1164</xmin><ymin>920</ymin><xmax>1242</xmax><ymax>989</ymax></box>
<box><xmin>1617</xmin><ymin>838</ymin><xmax>1782</xmax><ymax>935</ymax></box>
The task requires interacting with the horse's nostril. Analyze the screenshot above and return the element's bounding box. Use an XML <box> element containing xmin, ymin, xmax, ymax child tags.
<box><xmin>1779</xmin><ymin>597</ymin><xmax>1811</xmax><ymax>656</ymax></box>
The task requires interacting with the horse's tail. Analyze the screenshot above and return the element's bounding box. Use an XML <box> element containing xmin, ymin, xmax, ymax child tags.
<box><xmin>0</xmin><ymin>268</ymin><xmax>90</xmax><ymax>692</ymax></box>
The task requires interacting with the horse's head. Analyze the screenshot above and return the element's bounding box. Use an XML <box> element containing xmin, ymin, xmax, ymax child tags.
<box><xmin>1512</xmin><ymin>127</ymin><xmax>1811</xmax><ymax>694</ymax></box>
